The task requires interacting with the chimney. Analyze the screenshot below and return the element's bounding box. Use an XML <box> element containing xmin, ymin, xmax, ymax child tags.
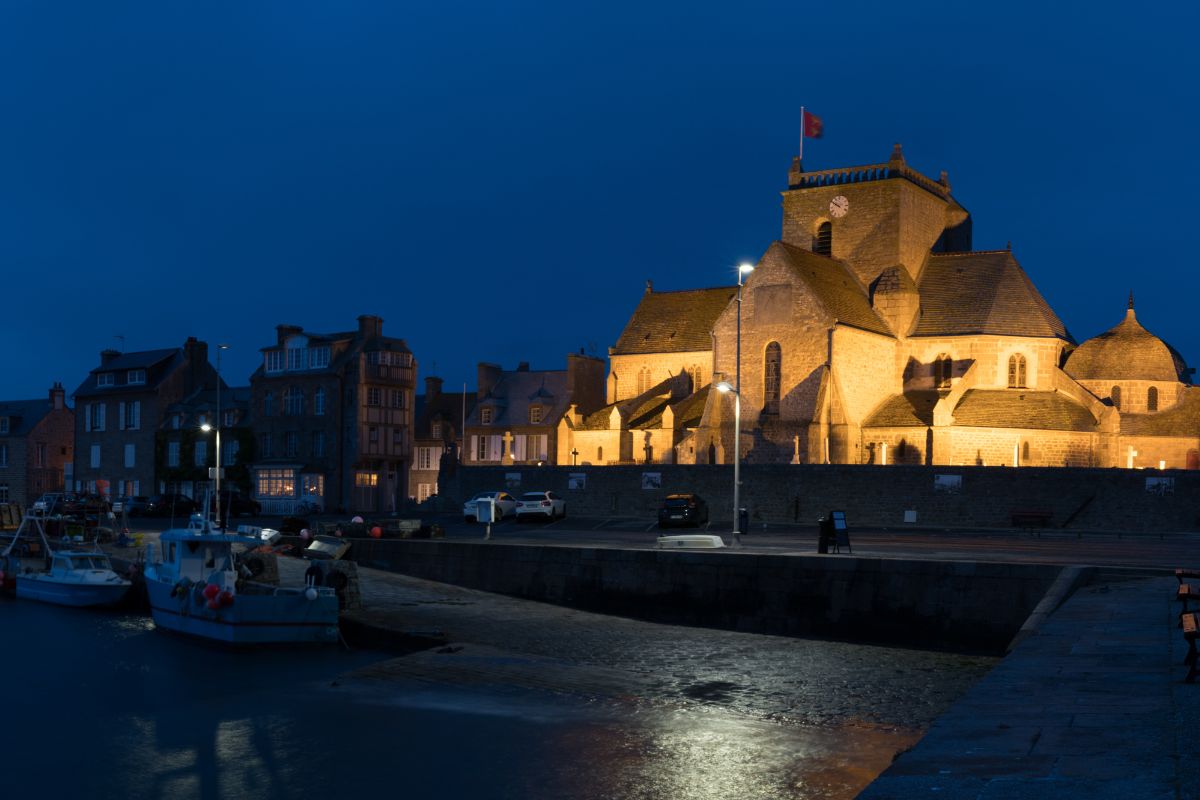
<box><xmin>183</xmin><ymin>337</ymin><xmax>209</xmax><ymax>391</ymax></box>
<box><xmin>566</xmin><ymin>353</ymin><xmax>606</xmax><ymax>416</ymax></box>
<box><xmin>477</xmin><ymin>362</ymin><xmax>502</xmax><ymax>400</ymax></box>
<box><xmin>100</xmin><ymin>349</ymin><xmax>120</xmax><ymax>365</ymax></box>
<box><xmin>425</xmin><ymin>376</ymin><xmax>443</xmax><ymax>399</ymax></box>
<box><xmin>276</xmin><ymin>324</ymin><xmax>302</xmax><ymax>346</ymax></box>
<box><xmin>357</xmin><ymin>314</ymin><xmax>383</xmax><ymax>340</ymax></box>
<box><xmin>49</xmin><ymin>382</ymin><xmax>65</xmax><ymax>410</ymax></box>
<box><xmin>517</xmin><ymin>362</ymin><xmax>530</xmax><ymax>372</ymax></box>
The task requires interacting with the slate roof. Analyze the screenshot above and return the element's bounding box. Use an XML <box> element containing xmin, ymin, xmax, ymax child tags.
<box><xmin>951</xmin><ymin>390</ymin><xmax>1097</xmax><ymax>432</ymax></box>
<box><xmin>863</xmin><ymin>391</ymin><xmax>940</xmax><ymax>427</ymax></box>
<box><xmin>913</xmin><ymin>251</ymin><xmax>1072</xmax><ymax>340</ymax></box>
<box><xmin>577</xmin><ymin>386</ymin><xmax>712</xmax><ymax>432</ymax></box>
<box><xmin>671</xmin><ymin>386</ymin><xmax>710</xmax><ymax>429</ymax></box>
<box><xmin>0</xmin><ymin>399</ymin><xmax>54</xmax><ymax>437</ymax></box>
<box><xmin>775</xmin><ymin>243</ymin><xmax>892</xmax><ymax>336</ymax></box>
<box><xmin>612</xmin><ymin>287</ymin><xmax>736</xmax><ymax>355</ymax></box>
<box><xmin>74</xmin><ymin>349</ymin><xmax>184</xmax><ymax>398</ymax></box>
<box><xmin>469</xmin><ymin>369</ymin><xmax>569</xmax><ymax>428</ymax></box>
<box><xmin>1064</xmin><ymin>308</ymin><xmax>1190</xmax><ymax>383</ymax></box>
<box><xmin>1120</xmin><ymin>387</ymin><xmax>1200</xmax><ymax>436</ymax></box>
<box><xmin>415</xmin><ymin>391</ymin><xmax>476</xmax><ymax>438</ymax></box>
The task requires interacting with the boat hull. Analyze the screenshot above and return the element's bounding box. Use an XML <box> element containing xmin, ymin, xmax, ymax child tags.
<box><xmin>15</xmin><ymin>575</ymin><xmax>131</xmax><ymax>607</ymax></box>
<box><xmin>145</xmin><ymin>579</ymin><xmax>340</xmax><ymax>644</ymax></box>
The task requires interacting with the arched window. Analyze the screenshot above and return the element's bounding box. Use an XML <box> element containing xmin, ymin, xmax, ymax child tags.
<box><xmin>1148</xmin><ymin>386</ymin><xmax>1159</xmax><ymax>412</ymax></box>
<box><xmin>814</xmin><ymin>221</ymin><xmax>832</xmax><ymax>256</ymax></box>
<box><xmin>1022</xmin><ymin>441</ymin><xmax>1031</xmax><ymax>463</ymax></box>
<box><xmin>1111</xmin><ymin>386</ymin><xmax>1121</xmax><ymax>409</ymax></box>
<box><xmin>934</xmin><ymin>354</ymin><xmax>953</xmax><ymax>389</ymax></box>
<box><xmin>1007</xmin><ymin>354</ymin><xmax>1027</xmax><ymax>388</ymax></box>
<box><xmin>597</xmin><ymin>446</ymin><xmax>603</xmax><ymax>462</ymax></box>
<box><xmin>764</xmin><ymin>342</ymin><xmax>781</xmax><ymax>414</ymax></box>
<box><xmin>637</xmin><ymin>367</ymin><xmax>649</xmax><ymax>395</ymax></box>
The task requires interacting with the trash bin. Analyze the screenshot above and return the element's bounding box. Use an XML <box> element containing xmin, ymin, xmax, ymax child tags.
<box><xmin>738</xmin><ymin>507</ymin><xmax>749</xmax><ymax>536</ymax></box>
<box><xmin>817</xmin><ymin>517</ymin><xmax>832</xmax><ymax>554</ymax></box>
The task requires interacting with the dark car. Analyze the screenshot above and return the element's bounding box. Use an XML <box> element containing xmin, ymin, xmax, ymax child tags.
<box><xmin>657</xmin><ymin>493</ymin><xmax>709</xmax><ymax>528</ymax></box>
<box><xmin>61</xmin><ymin>493</ymin><xmax>111</xmax><ymax>517</ymax></box>
<box><xmin>145</xmin><ymin>493</ymin><xmax>198</xmax><ymax>517</ymax></box>
<box><xmin>209</xmin><ymin>491</ymin><xmax>262</xmax><ymax>519</ymax></box>
<box><xmin>114</xmin><ymin>496</ymin><xmax>151</xmax><ymax>516</ymax></box>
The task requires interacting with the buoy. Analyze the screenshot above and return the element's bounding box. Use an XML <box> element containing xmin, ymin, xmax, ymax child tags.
<box><xmin>304</xmin><ymin>587</ymin><xmax>318</xmax><ymax>601</ymax></box>
<box><xmin>206</xmin><ymin>599</ymin><xmax>220</xmax><ymax>610</ymax></box>
<box><xmin>203</xmin><ymin>583</ymin><xmax>220</xmax><ymax>601</ymax></box>
<box><xmin>335</xmin><ymin>529</ymin><xmax>343</xmax><ymax>538</ymax></box>
<box><xmin>300</xmin><ymin>529</ymin><xmax>311</xmax><ymax>541</ymax></box>
<box><xmin>351</xmin><ymin>516</ymin><xmax>363</xmax><ymax>524</ymax></box>
<box><xmin>219</xmin><ymin>590</ymin><xmax>234</xmax><ymax>608</ymax></box>
<box><xmin>370</xmin><ymin>526</ymin><xmax>382</xmax><ymax>538</ymax></box>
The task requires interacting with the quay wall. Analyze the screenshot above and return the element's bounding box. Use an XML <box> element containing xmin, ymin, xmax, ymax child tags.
<box><xmin>335</xmin><ymin>538</ymin><xmax>1062</xmax><ymax>652</ymax></box>
<box><xmin>441</xmin><ymin>463</ymin><xmax>1200</xmax><ymax>532</ymax></box>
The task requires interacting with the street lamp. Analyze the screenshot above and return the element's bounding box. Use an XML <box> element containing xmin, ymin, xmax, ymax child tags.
<box><xmin>720</xmin><ymin>261</ymin><xmax>755</xmax><ymax>547</ymax></box>
<box><xmin>202</xmin><ymin>343</ymin><xmax>230</xmax><ymax>529</ymax></box>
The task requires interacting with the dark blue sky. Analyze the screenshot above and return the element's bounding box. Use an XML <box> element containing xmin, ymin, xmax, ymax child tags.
<box><xmin>4</xmin><ymin>1</ymin><xmax>1198</xmax><ymax>400</ymax></box>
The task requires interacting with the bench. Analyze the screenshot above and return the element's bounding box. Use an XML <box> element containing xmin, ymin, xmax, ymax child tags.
<box><xmin>1011</xmin><ymin>509</ymin><xmax>1053</xmax><ymax>528</ymax></box>
<box><xmin>1178</xmin><ymin>583</ymin><xmax>1200</xmax><ymax>626</ymax></box>
<box><xmin>1183</xmin><ymin>612</ymin><xmax>1199</xmax><ymax>683</ymax></box>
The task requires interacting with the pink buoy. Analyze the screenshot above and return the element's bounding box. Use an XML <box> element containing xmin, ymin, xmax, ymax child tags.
<box><xmin>299</xmin><ymin>529</ymin><xmax>311</xmax><ymax>541</ymax></box>
<box><xmin>335</xmin><ymin>529</ymin><xmax>343</xmax><ymax>538</ymax></box>
<box><xmin>351</xmin><ymin>516</ymin><xmax>363</xmax><ymax>524</ymax></box>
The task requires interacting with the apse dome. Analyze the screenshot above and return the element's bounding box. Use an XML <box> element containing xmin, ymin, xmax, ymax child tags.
<box><xmin>1064</xmin><ymin>302</ymin><xmax>1189</xmax><ymax>383</ymax></box>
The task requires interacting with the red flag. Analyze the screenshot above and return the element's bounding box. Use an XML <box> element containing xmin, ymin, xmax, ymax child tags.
<box><xmin>803</xmin><ymin>110</ymin><xmax>824</xmax><ymax>139</ymax></box>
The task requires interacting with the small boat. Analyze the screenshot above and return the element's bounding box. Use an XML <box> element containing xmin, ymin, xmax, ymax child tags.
<box><xmin>1</xmin><ymin>512</ymin><xmax>131</xmax><ymax>607</ymax></box>
<box><xmin>15</xmin><ymin>550</ymin><xmax>132</xmax><ymax>607</ymax></box>
<box><xmin>142</xmin><ymin>513</ymin><xmax>340</xmax><ymax>645</ymax></box>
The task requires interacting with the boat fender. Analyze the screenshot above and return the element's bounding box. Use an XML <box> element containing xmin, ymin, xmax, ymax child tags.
<box><xmin>218</xmin><ymin>590</ymin><xmax>234</xmax><ymax>608</ymax></box>
<box><xmin>206</xmin><ymin>598</ymin><xmax>220</xmax><ymax>610</ymax></box>
<box><xmin>305</xmin><ymin>587</ymin><xmax>318</xmax><ymax>601</ymax></box>
<box><xmin>202</xmin><ymin>583</ymin><xmax>221</xmax><ymax>601</ymax></box>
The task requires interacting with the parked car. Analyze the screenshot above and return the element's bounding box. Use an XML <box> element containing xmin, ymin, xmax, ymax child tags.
<box><xmin>61</xmin><ymin>493</ymin><xmax>111</xmax><ymax>517</ymax></box>
<box><xmin>657</xmin><ymin>493</ymin><xmax>709</xmax><ymax>528</ymax></box>
<box><xmin>113</xmin><ymin>496</ymin><xmax>151</xmax><ymax>516</ymax></box>
<box><xmin>31</xmin><ymin>493</ymin><xmax>67</xmax><ymax>515</ymax></box>
<box><xmin>515</xmin><ymin>490</ymin><xmax>566</xmax><ymax>521</ymax></box>
<box><xmin>462</xmin><ymin>491</ymin><xmax>518</xmax><ymax>522</ymax></box>
<box><xmin>144</xmin><ymin>494</ymin><xmax>198</xmax><ymax>517</ymax></box>
<box><xmin>208</xmin><ymin>491</ymin><xmax>262</xmax><ymax>518</ymax></box>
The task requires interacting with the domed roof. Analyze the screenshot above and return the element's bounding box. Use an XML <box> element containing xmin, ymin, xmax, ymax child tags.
<box><xmin>1064</xmin><ymin>300</ymin><xmax>1189</xmax><ymax>383</ymax></box>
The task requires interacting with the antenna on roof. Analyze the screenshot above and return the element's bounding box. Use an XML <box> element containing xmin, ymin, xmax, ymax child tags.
<box><xmin>114</xmin><ymin>334</ymin><xmax>125</xmax><ymax>353</ymax></box>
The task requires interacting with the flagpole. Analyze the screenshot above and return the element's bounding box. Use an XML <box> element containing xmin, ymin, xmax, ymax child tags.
<box><xmin>799</xmin><ymin>105</ymin><xmax>804</xmax><ymax>164</ymax></box>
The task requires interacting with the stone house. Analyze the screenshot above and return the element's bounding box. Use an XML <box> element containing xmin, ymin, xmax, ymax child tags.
<box><xmin>411</xmin><ymin>376</ymin><xmax>476</xmax><ymax>503</ymax></box>
<box><xmin>158</xmin><ymin>386</ymin><xmax>254</xmax><ymax>500</ymax></box>
<box><xmin>0</xmin><ymin>384</ymin><xmax>74</xmax><ymax>506</ymax></box>
<box><xmin>72</xmin><ymin>338</ymin><xmax>218</xmax><ymax>498</ymax></box>
<box><xmin>249</xmin><ymin>315</ymin><xmax>415</xmax><ymax>515</ymax></box>
<box><xmin>609</xmin><ymin>144</ymin><xmax>1199</xmax><ymax>468</ymax></box>
<box><xmin>464</xmin><ymin>356</ymin><xmax>605</xmax><ymax>467</ymax></box>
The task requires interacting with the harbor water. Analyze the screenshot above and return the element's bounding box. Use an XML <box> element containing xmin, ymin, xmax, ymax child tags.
<box><xmin>2</xmin><ymin>599</ymin><xmax>994</xmax><ymax>799</ymax></box>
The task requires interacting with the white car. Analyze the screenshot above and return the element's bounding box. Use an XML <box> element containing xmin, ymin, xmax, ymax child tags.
<box><xmin>462</xmin><ymin>491</ymin><xmax>517</xmax><ymax>522</ymax></box>
<box><xmin>515</xmin><ymin>491</ymin><xmax>566</xmax><ymax>521</ymax></box>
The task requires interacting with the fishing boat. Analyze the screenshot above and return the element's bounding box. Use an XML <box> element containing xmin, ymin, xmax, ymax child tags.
<box><xmin>142</xmin><ymin>513</ymin><xmax>340</xmax><ymax>644</ymax></box>
<box><xmin>0</xmin><ymin>513</ymin><xmax>132</xmax><ymax>607</ymax></box>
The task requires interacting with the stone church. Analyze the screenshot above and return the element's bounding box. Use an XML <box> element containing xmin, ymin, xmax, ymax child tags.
<box><xmin>557</xmin><ymin>144</ymin><xmax>1200</xmax><ymax>468</ymax></box>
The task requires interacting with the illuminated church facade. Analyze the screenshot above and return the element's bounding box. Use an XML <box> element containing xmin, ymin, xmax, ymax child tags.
<box><xmin>557</xmin><ymin>145</ymin><xmax>1200</xmax><ymax>469</ymax></box>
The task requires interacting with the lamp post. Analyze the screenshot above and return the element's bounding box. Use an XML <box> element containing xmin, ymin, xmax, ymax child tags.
<box><xmin>202</xmin><ymin>344</ymin><xmax>230</xmax><ymax>529</ymax></box>
<box><xmin>720</xmin><ymin>262</ymin><xmax>755</xmax><ymax>547</ymax></box>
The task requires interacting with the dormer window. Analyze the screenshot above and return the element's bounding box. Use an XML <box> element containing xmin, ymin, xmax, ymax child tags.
<box><xmin>310</xmin><ymin>346</ymin><xmax>330</xmax><ymax>369</ymax></box>
<box><xmin>171</xmin><ymin>414</ymin><xmax>182</xmax><ymax>430</ymax></box>
<box><xmin>96</xmin><ymin>373</ymin><xmax>114</xmax><ymax>387</ymax></box>
<box><xmin>481</xmin><ymin>407</ymin><xmax>493</xmax><ymax>425</ymax></box>
<box><xmin>265</xmin><ymin>351</ymin><xmax>284</xmax><ymax>373</ymax></box>
<box><xmin>223</xmin><ymin>410</ymin><xmax>236</xmax><ymax>427</ymax></box>
<box><xmin>127</xmin><ymin>369</ymin><xmax>146</xmax><ymax>385</ymax></box>
<box><xmin>286</xmin><ymin>337</ymin><xmax>308</xmax><ymax>371</ymax></box>
<box><xmin>529</xmin><ymin>406</ymin><xmax>543</xmax><ymax>424</ymax></box>
<box><xmin>432</xmin><ymin>421</ymin><xmax>443</xmax><ymax>438</ymax></box>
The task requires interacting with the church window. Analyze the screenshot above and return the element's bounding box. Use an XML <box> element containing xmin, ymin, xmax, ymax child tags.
<box><xmin>637</xmin><ymin>367</ymin><xmax>651</xmax><ymax>395</ymax></box>
<box><xmin>1007</xmin><ymin>354</ymin><xmax>1027</xmax><ymax>389</ymax></box>
<box><xmin>597</xmin><ymin>446</ymin><xmax>603</xmax><ymax>462</ymax></box>
<box><xmin>764</xmin><ymin>342</ymin><xmax>781</xmax><ymax>414</ymax></box>
<box><xmin>1022</xmin><ymin>441</ymin><xmax>1031</xmax><ymax>463</ymax></box>
<box><xmin>934</xmin><ymin>354</ymin><xmax>953</xmax><ymax>389</ymax></box>
<box><xmin>1148</xmin><ymin>386</ymin><xmax>1159</xmax><ymax>412</ymax></box>
<box><xmin>814</xmin><ymin>221</ymin><xmax>832</xmax><ymax>257</ymax></box>
<box><xmin>1111</xmin><ymin>386</ymin><xmax>1121</xmax><ymax>409</ymax></box>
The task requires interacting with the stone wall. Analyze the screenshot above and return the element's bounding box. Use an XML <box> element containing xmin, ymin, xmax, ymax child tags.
<box><xmin>445</xmin><ymin>462</ymin><xmax>1200</xmax><ymax>532</ymax></box>
<box><xmin>338</xmin><ymin>537</ymin><xmax>1062</xmax><ymax>652</ymax></box>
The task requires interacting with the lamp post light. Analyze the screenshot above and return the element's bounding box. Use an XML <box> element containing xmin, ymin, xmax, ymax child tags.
<box><xmin>719</xmin><ymin>261</ymin><xmax>755</xmax><ymax>548</ymax></box>
<box><xmin>202</xmin><ymin>344</ymin><xmax>231</xmax><ymax>529</ymax></box>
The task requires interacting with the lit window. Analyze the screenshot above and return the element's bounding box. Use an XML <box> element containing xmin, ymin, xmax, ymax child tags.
<box><xmin>529</xmin><ymin>406</ymin><xmax>542</xmax><ymax>424</ymax></box>
<box><xmin>256</xmin><ymin>468</ymin><xmax>296</xmax><ymax>498</ymax></box>
<box><xmin>355</xmin><ymin>471</ymin><xmax>378</xmax><ymax>487</ymax></box>
<box><xmin>1007</xmin><ymin>354</ymin><xmax>1027</xmax><ymax>389</ymax></box>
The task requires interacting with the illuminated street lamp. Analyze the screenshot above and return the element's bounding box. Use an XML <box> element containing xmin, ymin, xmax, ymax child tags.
<box><xmin>200</xmin><ymin>343</ymin><xmax>231</xmax><ymax>529</ymax></box>
<box><xmin>719</xmin><ymin>261</ymin><xmax>755</xmax><ymax>547</ymax></box>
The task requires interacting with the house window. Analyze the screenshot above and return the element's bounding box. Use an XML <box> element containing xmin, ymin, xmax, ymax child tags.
<box><xmin>314</xmin><ymin>387</ymin><xmax>326</xmax><ymax>416</ymax></box>
<box><xmin>355</xmin><ymin>471</ymin><xmax>378</xmax><ymax>488</ymax></box>
<box><xmin>529</xmin><ymin>406</ymin><xmax>542</xmax><ymax>424</ymax></box>
<box><xmin>814</xmin><ymin>221</ymin><xmax>832</xmax><ymax>256</ymax></box>
<box><xmin>311</xmin><ymin>431</ymin><xmax>325</xmax><ymax>457</ymax></box>
<box><xmin>301</xmin><ymin>474</ymin><xmax>324</xmax><ymax>499</ymax></box>
<box><xmin>309</xmin><ymin>347</ymin><xmax>330</xmax><ymax>369</ymax></box>
<box><xmin>194</xmin><ymin>440</ymin><xmax>207</xmax><ymax>466</ymax></box>
<box><xmin>256</xmin><ymin>468</ymin><xmax>296</xmax><ymax>498</ymax></box>
<box><xmin>481</xmin><ymin>407</ymin><xmax>493</xmax><ymax>425</ymax></box>
<box><xmin>283</xmin><ymin>387</ymin><xmax>304</xmax><ymax>416</ymax></box>
<box><xmin>123</xmin><ymin>443</ymin><xmax>135</xmax><ymax>468</ymax></box>
<box><xmin>167</xmin><ymin>441</ymin><xmax>180</xmax><ymax>467</ymax></box>
<box><xmin>764</xmin><ymin>342</ymin><xmax>781</xmax><ymax>414</ymax></box>
<box><xmin>0</xmin><ymin>484</ymin><xmax>7</xmax><ymax>503</ymax></box>
<box><xmin>89</xmin><ymin>403</ymin><xmax>106</xmax><ymax>432</ymax></box>
<box><xmin>417</xmin><ymin>447</ymin><xmax>434</xmax><ymax>470</ymax></box>
<box><xmin>1111</xmin><ymin>386</ymin><xmax>1122</xmax><ymax>409</ymax></box>
<box><xmin>123</xmin><ymin>401</ymin><xmax>141</xmax><ymax>430</ymax></box>
<box><xmin>1148</xmin><ymin>386</ymin><xmax>1159</xmax><ymax>412</ymax></box>
<box><xmin>432</xmin><ymin>421</ymin><xmax>442</xmax><ymax>438</ymax></box>
<box><xmin>35</xmin><ymin>443</ymin><xmax>46</xmax><ymax>468</ymax></box>
<box><xmin>934</xmin><ymin>354</ymin><xmax>953</xmax><ymax>389</ymax></box>
<box><xmin>127</xmin><ymin>369</ymin><xmax>146</xmax><ymax>385</ymax></box>
<box><xmin>96</xmin><ymin>373</ymin><xmax>114</xmax><ymax>387</ymax></box>
<box><xmin>224</xmin><ymin>439</ymin><xmax>239</xmax><ymax>466</ymax></box>
<box><xmin>223</xmin><ymin>409</ymin><xmax>236</xmax><ymax>427</ymax></box>
<box><xmin>260</xmin><ymin>434</ymin><xmax>273</xmax><ymax>458</ymax></box>
<box><xmin>89</xmin><ymin>444</ymin><xmax>100</xmax><ymax>469</ymax></box>
<box><xmin>1022</xmin><ymin>441</ymin><xmax>1031</xmax><ymax>463</ymax></box>
<box><xmin>286</xmin><ymin>340</ymin><xmax>307</xmax><ymax>371</ymax></box>
<box><xmin>285</xmin><ymin>432</ymin><xmax>298</xmax><ymax>457</ymax></box>
<box><xmin>171</xmin><ymin>414</ymin><xmax>181</xmax><ymax>430</ymax></box>
<box><xmin>417</xmin><ymin>483</ymin><xmax>433</xmax><ymax>502</ymax></box>
<box><xmin>1007</xmin><ymin>354</ymin><xmax>1027</xmax><ymax>389</ymax></box>
<box><xmin>265</xmin><ymin>351</ymin><xmax>284</xmax><ymax>373</ymax></box>
<box><xmin>476</xmin><ymin>436</ymin><xmax>487</xmax><ymax>460</ymax></box>
<box><xmin>391</xmin><ymin>390</ymin><xmax>404</xmax><ymax>409</ymax></box>
<box><xmin>0</xmin><ymin>444</ymin><xmax>7</xmax><ymax>468</ymax></box>
<box><xmin>0</xmin><ymin>417</ymin><xmax>7</xmax><ymax>434</ymax></box>
<box><xmin>368</xmin><ymin>427</ymin><xmax>379</xmax><ymax>444</ymax></box>
<box><xmin>393</xmin><ymin>429</ymin><xmax>403</xmax><ymax>446</ymax></box>
<box><xmin>367</xmin><ymin>387</ymin><xmax>382</xmax><ymax>406</ymax></box>
<box><xmin>264</xmin><ymin>391</ymin><xmax>275</xmax><ymax>417</ymax></box>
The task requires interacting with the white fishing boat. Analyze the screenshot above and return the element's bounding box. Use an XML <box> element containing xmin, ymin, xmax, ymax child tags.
<box><xmin>0</xmin><ymin>513</ymin><xmax>132</xmax><ymax>607</ymax></box>
<box><xmin>142</xmin><ymin>514</ymin><xmax>340</xmax><ymax>644</ymax></box>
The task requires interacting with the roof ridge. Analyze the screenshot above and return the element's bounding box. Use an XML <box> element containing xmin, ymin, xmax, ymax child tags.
<box><xmin>648</xmin><ymin>285</ymin><xmax>738</xmax><ymax>295</ymax></box>
<box><xmin>930</xmin><ymin>249</ymin><xmax>1012</xmax><ymax>257</ymax></box>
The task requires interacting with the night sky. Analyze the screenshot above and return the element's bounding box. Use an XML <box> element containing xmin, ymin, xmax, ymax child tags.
<box><xmin>3</xmin><ymin>2</ymin><xmax>1198</xmax><ymax>401</ymax></box>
